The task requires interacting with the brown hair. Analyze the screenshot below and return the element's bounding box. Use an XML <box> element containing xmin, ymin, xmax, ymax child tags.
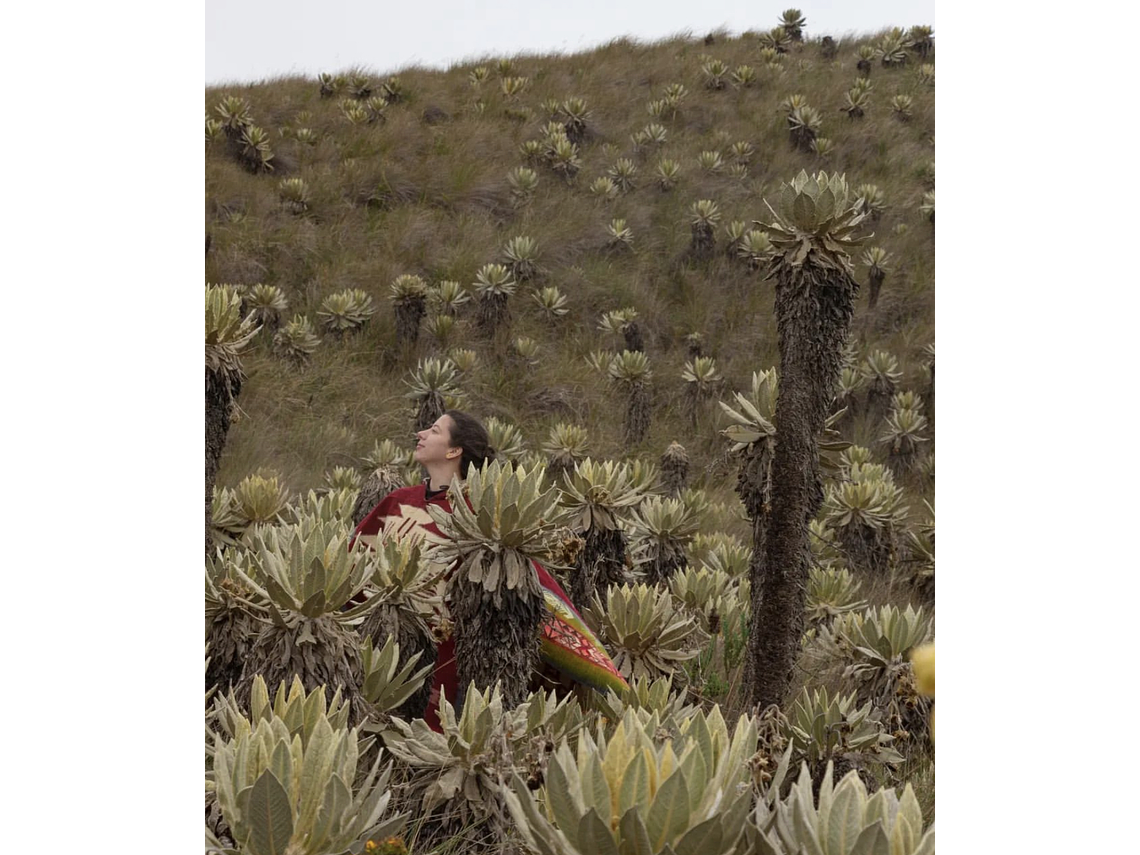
<box><xmin>443</xmin><ymin>410</ymin><xmax>497</xmax><ymax>477</ymax></box>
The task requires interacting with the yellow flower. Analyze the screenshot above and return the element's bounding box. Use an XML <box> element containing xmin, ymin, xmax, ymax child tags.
<box><xmin>911</xmin><ymin>642</ymin><xmax>935</xmax><ymax>744</ymax></box>
<box><xmin>911</xmin><ymin>642</ymin><xmax>934</xmax><ymax>697</ymax></box>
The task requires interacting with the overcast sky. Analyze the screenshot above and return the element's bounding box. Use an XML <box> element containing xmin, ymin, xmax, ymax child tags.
<box><xmin>206</xmin><ymin>0</ymin><xmax>935</xmax><ymax>85</ymax></box>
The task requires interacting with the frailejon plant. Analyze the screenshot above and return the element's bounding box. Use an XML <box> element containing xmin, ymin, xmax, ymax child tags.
<box><xmin>503</xmin><ymin>235</ymin><xmax>541</xmax><ymax>281</ymax></box>
<box><xmin>805</xmin><ymin>565</ymin><xmax>867</xmax><ymax>624</ymax></box>
<box><xmin>485</xmin><ymin>415</ymin><xmax>527</xmax><ymax>463</ymax></box>
<box><xmin>542</xmin><ymin>422</ymin><xmax>589</xmax><ymax>486</ymax></box>
<box><xmin>669</xmin><ymin>564</ymin><xmax>736</xmax><ymax>633</ymax></box>
<box><xmin>287</xmin><ymin>489</ymin><xmax>359</xmax><ymax>527</ymax></box>
<box><xmin>746</xmin><ymin>761</ymin><xmax>934</xmax><ymax>855</ymax></box>
<box><xmin>719</xmin><ymin>368</ymin><xmax>778</xmax><ymax>659</ymax></box>
<box><xmin>272</xmin><ymin>315</ymin><xmax>321</xmax><ymax>366</ymax></box>
<box><xmin>681</xmin><ymin>356</ymin><xmax>723</xmax><ymax>426</ymax></box>
<box><xmin>584</xmin><ymin>582</ymin><xmax>704</xmax><ymax>681</ymax></box>
<box><xmin>243</xmin><ymin>283</ymin><xmax>288</xmax><ymax>334</ymax></box>
<box><xmin>404</xmin><ymin>357</ymin><xmax>462</xmax><ymax>433</ymax></box>
<box><xmin>359</xmin><ymin>634</ymin><xmax>434</xmax><ymax>719</ymax></box>
<box><xmin>532</xmin><ymin>285</ymin><xmax>569</xmax><ymax>322</ymax></box>
<box><xmin>211</xmin><ymin>486</ymin><xmax>249</xmax><ymax>549</ymax></box>
<box><xmin>879</xmin><ymin>405</ymin><xmax>930</xmax><ymax>478</ymax></box>
<box><xmin>209</xmin><ymin>706</ymin><xmax>405</xmax><ymax>855</ymax></box>
<box><xmin>505</xmin><ymin>706</ymin><xmax>759</xmax><ymax>855</ymax></box>
<box><xmin>856</xmin><ymin>183</ymin><xmax>887</xmax><ymax>220</ymax></box>
<box><xmin>862</xmin><ymin>349</ymin><xmax>903</xmax><ymax>423</ymax></box>
<box><xmin>558</xmin><ymin>457</ymin><xmax>642</xmax><ymax>605</ymax></box>
<box><xmin>353</xmin><ymin>439</ymin><xmax>412</xmax><ymax>527</ymax></box>
<box><xmin>803</xmin><ymin>612</ymin><xmax>930</xmax><ymax>747</ymax></box>
<box><xmin>206</xmin><ymin>548</ymin><xmax>267</xmax><ymax>693</ymax></box>
<box><xmin>608</xmin><ymin>158</ymin><xmax>638</xmax><ymax>193</ymax></box>
<box><xmin>230</xmin><ymin>519</ymin><xmax>382</xmax><ymax>721</ymax></box>
<box><xmin>472</xmin><ymin>263</ymin><xmax>518</xmax><ymax>334</ymax></box>
<box><xmin>688</xmin><ymin>199</ymin><xmax>722</xmax><ymax>259</ymax></box>
<box><xmin>598</xmin><ymin>307</ymin><xmax>643</xmax><ymax>352</ymax></box>
<box><xmin>205</xmin><ymin>285</ymin><xmax>260</xmax><ymax>556</ymax></box>
<box><xmin>738</xmin><ymin>229</ymin><xmax>774</xmax><ymax>270</ymax></box>
<box><xmin>627</xmin><ymin>495</ymin><xmax>700</xmax><ymax>584</ymax></box>
<box><xmin>609</xmin><ymin>350</ymin><xmax>653</xmax><ymax>444</ymax></box>
<box><xmin>750</xmin><ymin>170</ymin><xmax>868</xmax><ymax>708</ymax></box>
<box><xmin>356</xmin><ymin>534</ymin><xmax>442</xmax><ymax>718</ymax></box>
<box><xmin>909</xmin><ymin>25</ymin><xmax>934</xmax><ymax>58</ymax></box>
<box><xmin>425</xmin><ymin>460</ymin><xmax>573</xmax><ymax>707</ymax></box>
<box><xmin>780</xmin><ymin>8</ymin><xmax>807</xmax><ymax>40</ymax></box>
<box><xmin>861</xmin><ymin>247</ymin><xmax>891</xmax><ymax>310</ymax></box>
<box><xmin>822</xmin><ymin>469</ymin><xmax>908</xmax><ymax>576</ymax></box>
<box><xmin>595</xmin><ymin>673</ymin><xmax>700</xmax><ymax>726</ymax></box>
<box><xmin>233</xmin><ymin>471</ymin><xmax>291</xmax><ymax>527</ymax></box>
<box><xmin>660</xmin><ymin>440</ymin><xmax>688</xmax><ymax>496</ymax></box>
<box><xmin>389</xmin><ymin>274</ymin><xmax>429</xmax><ymax>348</ymax></box>
<box><xmin>386</xmin><ymin>683</ymin><xmax>584</xmax><ymax>843</ymax></box>
<box><xmin>318</xmin><ymin>289</ymin><xmax>376</xmax><ymax>339</ymax></box>
<box><xmin>428</xmin><ymin>279</ymin><xmax>470</xmax><ymax>317</ymax></box>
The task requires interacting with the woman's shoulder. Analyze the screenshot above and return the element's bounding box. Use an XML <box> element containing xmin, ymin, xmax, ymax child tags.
<box><xmin>382</xmin><ymin>483</ymin><xmax>427</xmax><ymax>504</ymax></box>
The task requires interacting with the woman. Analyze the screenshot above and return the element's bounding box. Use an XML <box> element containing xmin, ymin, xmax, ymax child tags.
<box><xmin>351</xmin><ymin>410</ymin><xmax>628</xmax><ymax>730</ymax></box>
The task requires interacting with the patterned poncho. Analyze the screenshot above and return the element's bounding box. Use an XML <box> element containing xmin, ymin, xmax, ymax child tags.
<box><xmin>351</xmin><ymin>482</ymin><xmax>628</xmax><ymax>730</ymax></box>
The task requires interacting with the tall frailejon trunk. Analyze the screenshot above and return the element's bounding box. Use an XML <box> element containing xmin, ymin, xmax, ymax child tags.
<box><xmin>625</xmin><ymin>383</ymin><xmax>651</xmax><ymax>445</ymax></box>
<box><xmin>205</xmin><ymin>370</ymin><xmax>240</xmax><ymax>558</ymax></box>
<box><xmin>868</xmin><ymin>269</ymin><xmax>885</xmax><ymax>310</ymax></box>
<box><xmin>395</xmin><ymin>297</ymin><xmax>426</xmax><ymax>348</ymax></box>
<box><xmin>477</xmin><ymin>293</ymin><xmax>510</xmax><ymax>335</ymax></box>
<box><xmin>689</xmin><ymin>224</ymin><xmax>715</xmax><ymax>261</ymax></box>
<box><xmin>622</xmin><ymin>322</ymin><xmax>644</xmax><ymax>353</ymax></box>
<box><xmin>661</xmin><ymin>442</ymin><xmax>689</xmax><ymax>496</ymax></box>
<box><xmin>866</xmin><ymin>377</ymin><xmax>895</xmax><ymax>425</ymax></box>
<box><xmin>751</xmin><ymin>269</ymin><xmax>857</xmax><ymax>710</ymax></box>
<box><xmin>736</xmin><ymin>437</ymin><xmax>773</xmax><ymax>691</ymax></box>
<box><xmin>450</xmin><ymin>574</ymin><xmax>544</xmax><ymax>710</ymax></box>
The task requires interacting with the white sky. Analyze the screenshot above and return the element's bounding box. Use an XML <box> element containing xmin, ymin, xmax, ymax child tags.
<box><xmin>207</xmin><ymin>0</ymin><xmax>935</xmax><ymax>84</ymax></box>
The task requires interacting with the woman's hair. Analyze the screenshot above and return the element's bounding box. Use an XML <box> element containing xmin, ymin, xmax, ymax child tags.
<box><xmin>443</xmin><ymin>410</ymin><xmax>497</xmax><ymax>476</ymax></box>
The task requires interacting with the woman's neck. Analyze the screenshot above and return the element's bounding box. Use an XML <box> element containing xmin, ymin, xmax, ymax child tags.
<box><xmin>424</xmin><ymin>462</ymin><xmax>460</xmax><ymax>492</ymax></box>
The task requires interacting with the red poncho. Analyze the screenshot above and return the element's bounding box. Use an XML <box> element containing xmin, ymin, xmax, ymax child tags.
<box><xmin>351</xmin><ymin>483</ymin><xmax>628</xmax><ymax>730</ymax></box>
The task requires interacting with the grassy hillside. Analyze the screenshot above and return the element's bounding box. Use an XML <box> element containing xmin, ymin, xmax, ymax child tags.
<box><xmin>206</xmin><ymin>25</ymin><xmax>934</xmax><ymax>517</ymax></box>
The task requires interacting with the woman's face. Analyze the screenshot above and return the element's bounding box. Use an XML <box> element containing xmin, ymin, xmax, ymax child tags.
<box><xmin>413</xmin><ymin>414</ymin><xmax>461</xmax><ymax>466</ymax></box>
